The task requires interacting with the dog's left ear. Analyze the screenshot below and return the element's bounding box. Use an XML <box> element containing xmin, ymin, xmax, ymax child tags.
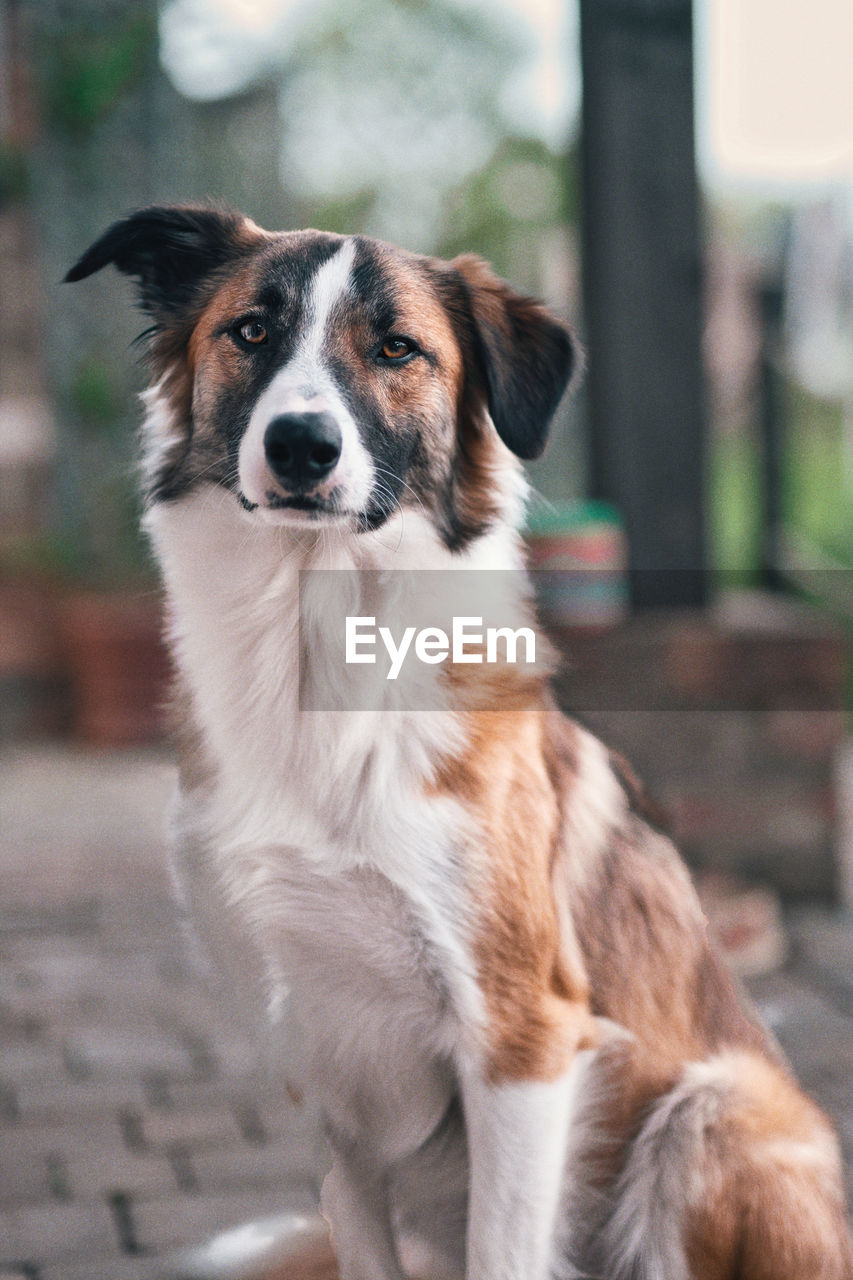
<box><xmin>451</xmin><ymin>255</ymin><xmax>577</xmax><ymax>460</ymax></box>
<box><xmin>64</xmin><ymin>203</ymin><xmax>263</xmax><ymax>317</ymax></box>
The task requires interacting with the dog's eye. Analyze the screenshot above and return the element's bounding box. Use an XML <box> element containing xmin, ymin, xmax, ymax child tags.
<box><xmin>378</xmin><ymin>337</ymin><xmax>417</xmax><ymax>363</ymax></box>
<box><xmin>236</xmin><ymin>320</ymin><xmax>268</xmax><ymax>345</ymax></box>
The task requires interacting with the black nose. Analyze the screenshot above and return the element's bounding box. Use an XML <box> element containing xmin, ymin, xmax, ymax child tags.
<box><xmin>264</xmin><ymin>412</ymin><xmax>342</xmax><ymax>488</ymax></box>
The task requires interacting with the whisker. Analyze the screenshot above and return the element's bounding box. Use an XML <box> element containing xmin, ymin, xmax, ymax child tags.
<box><xmin>362</xmin><ymin>479</ymin><xmax>408</xmax><ymax>553</ymax></box>
<box><xmin>372</xmin><ymin>464</ymin><xmax>427</xmax><ymax>518</ymax></box>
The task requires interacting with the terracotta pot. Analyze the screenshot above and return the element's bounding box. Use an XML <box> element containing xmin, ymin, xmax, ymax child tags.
<box><xmin>58</xmin><ymin>591</ymin><xmax>171</xmax><ymax>746</ymax></box>
<box><xmin>0</xmin><ymin>577</ymin><xmax>69</xmax><ymax>737</ymax></box>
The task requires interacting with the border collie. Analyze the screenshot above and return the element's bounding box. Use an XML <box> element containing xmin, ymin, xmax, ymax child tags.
<box><xmin>67</xmin><ymin>206</ymin><xmax>852</xmax><ymax>1280</ymax></box>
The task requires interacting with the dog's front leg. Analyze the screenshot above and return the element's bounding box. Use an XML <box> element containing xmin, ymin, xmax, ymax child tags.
<box><xmin>459</xmin><ymin>1013</ymin><xmax>603</xmax><ymax>1280</ymax></box>
<box><xmin>321</xmin><ymin>1145</ymin><xmax>407</xmax><ymax>1280</ymax></box>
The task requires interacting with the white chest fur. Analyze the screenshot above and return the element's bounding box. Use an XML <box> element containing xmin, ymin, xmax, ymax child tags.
<box><xmin>146</xmin><ymin>487</ymin><xmax>490</xmax><ymax>1116</ymax></box>
<box><xmin>147</xmin><ymin>488</ymin><xmax>461</xmax><ymax>853</ymax></box>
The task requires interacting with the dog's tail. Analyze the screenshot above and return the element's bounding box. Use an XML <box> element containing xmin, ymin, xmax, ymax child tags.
<box><xmin>604</xmin><ymin>1049</ymin><xmax>852</xmax><ymax>1280</ymax></box>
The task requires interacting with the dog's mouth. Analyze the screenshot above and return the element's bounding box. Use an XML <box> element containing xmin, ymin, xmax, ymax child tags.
<box><xmin>237</xmin><ymin>488</ymin><xmax>350</xmax><ymax>523</ymax></box>
<box><xmin>264</xmin><ymin>492</ymin><xmax>333</xmax><ymax>512</ymax></box>
<box><xmin>236</xmin><ymin>483</ymin><xmax>400</xmax><ymax>534</ymax></box>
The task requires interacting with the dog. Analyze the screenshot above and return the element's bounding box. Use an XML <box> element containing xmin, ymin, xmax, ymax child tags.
<box><xmin>67</xmin><ymin>205</ymin><xmax>852</xmax><ymax>1280</ymax></box>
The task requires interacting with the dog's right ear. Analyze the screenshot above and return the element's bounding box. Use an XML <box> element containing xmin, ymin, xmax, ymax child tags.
<box><xmin>64</xmin><ymin>204</ymin><xmax>263</xmax><ymax>316</ymax></box>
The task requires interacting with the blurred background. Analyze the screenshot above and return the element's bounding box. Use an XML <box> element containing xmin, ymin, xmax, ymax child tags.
<box><xmin>0</xmin><ymin>0</ymin><xmax>852</xmax><ymax>1275</ymax></box>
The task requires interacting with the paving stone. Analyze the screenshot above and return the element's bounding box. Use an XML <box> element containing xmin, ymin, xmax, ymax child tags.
<box><xmin>0</xmin><ymin>1116</ymin><xmax>124</xmax><ymax>1172</ymax></box>
<box><xmin>161</xmin><ymin>1075</ymin><xmax>295</xmax><ymax>1118</ymax></box>
<box><xmin>749</xmin><ymin>980</ymin><xmax>853</xmax><ymax>1058</ymax></box>
<box><xmin>134</xmin><ymin>1188</ymin><xmax>317</xmax><ymax>1253</ymax></box>
<box><xmin>0</xmin><ymin>1050</ymin><xmax>67</xmax><ymax>1088</ymax></box>
<box><xmin>62</xmin><ymin>1028</ymin><xmax>196</xmax><ymax>1082</ymax></box>
<box><xmin>12</xmin><ymin>1075</ymin><xmax>147</xmax><ymax>1121</ymax></box>
<box><xmin>40</xmin><ymin>1262</ymin><xmax>157</xmax><ymax>1280</ymax></box>
<box><xmin>788</xmin><ymin>908</ymin><xmax>853</xmax><ymax>1003</ymax></box>
<box><xmin>137</xmin><ymin>1105</ymin><xmax>244</xmax><ymax>1154</ymax></box>
<box><xmin>0</xmin><ymin>900</ymin><xmax>101</xmax><ymax>940</ymax></box>
<box><xmin>191</xmin><ymin>1139</ymin><xmax>322</xmax><ymax>1195</ymax></box>
<box><xmin>0</xmin><ymin>1149</ymin><xmax>51</xmax><ymax>1206</ymax></box>
<box><xmin>62</xmin><ymin>1148</ymin><xmax>179</xmax><ymax>1202</ymax></box>
<box><xmin>0</xmin><ymin>1117</ymin><xmax>140</xmax><ymax>1210</ymax></box>
<box><xmin>0</xmin><ymin>1199</ymin><xmax>118</xmax><ymax>1265</ymax></box>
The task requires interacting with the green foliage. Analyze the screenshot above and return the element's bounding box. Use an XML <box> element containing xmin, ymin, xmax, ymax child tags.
<box><xmin>69</xmin><ymin>357</ymin><xmax>123</xmax><ymax>436</ymax></box>
<box><xmin>306</xmin><ymin>132</ymin><xmax>573</xmax><ymax>280</ymax></box>
<box><xmin>783</xmin><ymin>382</ymin><xmax>852</xmax><ymax>563</ymax></box>
<box><xmin>709</xmin><ymin>429</ymin><xmax>763</xmax><ymax>579</ymax></box>
<box><xmin>0</xmin><ymin>141</ymin><xmax>29</xmax><ymax>206</ymax></box>
<box><xmin>88</xmin><ymin>468</ymin><xmax>157</xmax><ymax>587</ymax></box>
<box><xmin>437</xmin><ymin>135</ymin><xmax>574</xmax><ymax>277</ymax></box>
<box><xmin>710</xmin><ymin>380</ymin><xmax>853</xmax><ymax>581</ymax></box>
<box><xmin>0</xmin><ymin>529</ymin><xmax>85</xmax><ymax>582</ymax></box>
<box><xmin>39</xmin><ymin>9</ymin><xmax>157</xmax><ymax>139</ymax></box>
<box><xmin>302</xmin><ymin>188</ymin><xmax>379</xmax><ymax>239</ymax></box>
<box><xmin>278</xmin><ymin>0</ymin><xmax>571</xmax><ymax>259</ymax></box>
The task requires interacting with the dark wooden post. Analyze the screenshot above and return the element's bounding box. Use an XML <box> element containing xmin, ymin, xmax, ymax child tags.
<box><xmin>580</xmin><ymin>0</ymin><xmax>708</xmax><ymax>607</ymax></box>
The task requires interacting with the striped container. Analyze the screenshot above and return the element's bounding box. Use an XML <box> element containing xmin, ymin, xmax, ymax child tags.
<box><xmin>525</xmin><ymin>500</ymin><xmax>628</xmax><ymax>628</ymax></box>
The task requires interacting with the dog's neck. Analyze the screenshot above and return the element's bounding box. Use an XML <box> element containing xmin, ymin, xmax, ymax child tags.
<box><xmin>146</xmin><ymin>469</ymin><xmax>533</xmax><ymax>656</ymax></box>
<box><xmin>146</xmin><ymin>482</ymin><xmax>543</xmax><ymax>860</ymax></box>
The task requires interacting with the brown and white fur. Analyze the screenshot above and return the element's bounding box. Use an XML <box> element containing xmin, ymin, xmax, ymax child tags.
<box><xmin>67</xmin><ymin>206</ymin><xmax>852</xmax><ymax>1280</ymax></box>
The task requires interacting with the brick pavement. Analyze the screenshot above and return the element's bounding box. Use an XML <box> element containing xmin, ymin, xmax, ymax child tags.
<box><xmin>1</xmin><ymin>746</ymin><xmax>852</xmax><ymax>1278</ymax></box>
<box><xmin>0</xmin><ymin>748</ymin><xmax>323</xmax><ymax>1279</ymax></box>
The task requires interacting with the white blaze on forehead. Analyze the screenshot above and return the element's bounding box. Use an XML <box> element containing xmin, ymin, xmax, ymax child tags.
<box><xmin>238</xmin><ymin>237</ymin><xmax>375</xmax><ymax>515</ymax></box>
<box><xmin>302</xmin><ymin>237</ymin><xmax>357</xmax><ymax>359</ymax></box>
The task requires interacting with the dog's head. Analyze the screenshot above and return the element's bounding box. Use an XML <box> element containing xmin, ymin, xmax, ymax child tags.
<box><xmin>66</xmin><ymin>205</ymin><xmax>576</xmax><ymax>550</ymax></box>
